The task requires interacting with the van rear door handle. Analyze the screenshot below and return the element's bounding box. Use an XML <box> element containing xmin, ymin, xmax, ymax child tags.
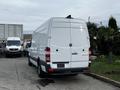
<box><xmin>72</xmin><ymin>52</ymin><xmax>78</xmax><ymax>55</ymax></box>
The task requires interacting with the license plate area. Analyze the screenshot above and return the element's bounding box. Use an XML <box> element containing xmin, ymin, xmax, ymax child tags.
<box><xmin>57</xmin><ymin>63</ymin><xmax>65</xmax><ymax>68</ymax></box>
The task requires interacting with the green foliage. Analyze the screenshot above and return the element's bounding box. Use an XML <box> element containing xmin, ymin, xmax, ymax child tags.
<box><xmin>91</xmin><ymin>56</ymin><xmax>120</xmax><ymax>82</ymax></box>
<box><xmin>87</xmin><ymin>16</ymin><xmax>120</xmax><ymax>55</ymax></box>
<box><xmin>87</xmin><ymin>22</ymin><xmax>97</xmax><ymax>38</ymax></box>
<box><xmin>108</xmin><ymin>16</ymin><xmax>118</xmax><ymax>31</ymax></box>
<box><xmin>87</xmin><ymin>22</ymin><xmax>98</xmax><ymax>50</ymax></box>
<box><xmin>112</xmin><ymin>32</ymin><xmax>120</xmax><ymax>55</ymax></box>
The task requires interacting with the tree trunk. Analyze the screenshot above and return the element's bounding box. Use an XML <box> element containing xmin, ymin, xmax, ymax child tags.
<box><xmin>108</xmin><ymin>51</ymin><xmax>113</xmax><ymax>63</ymax></box>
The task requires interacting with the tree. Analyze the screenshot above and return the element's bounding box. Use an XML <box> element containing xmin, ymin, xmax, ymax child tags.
<box><xmin>97</xmin><ymin>26</ymin><xmax>108</xmax><ymax>54</ymax></box>
<box><xmin>87</xmin><ymin>18</ymin><xmax>120</xmax><ymax>56</ymax></box>
<box><xmin>87</xmin><ymin>22</ymin><xmax>98</xmax><ymax>53</ymax></box>
<box><xmin>108</xmin><ymin>16</ymin><xmax>118</xmax><ymax>31</ymax></box>
<box><xmin>108</xmin><ymin>16</ymin><xmax>118</xmax><ymax>63</ymax></box>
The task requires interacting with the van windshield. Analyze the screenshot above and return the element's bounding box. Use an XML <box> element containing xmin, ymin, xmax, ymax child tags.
<box><xmin>7</xmin><ymin>40</ymin><xmax>20</xmax><ymax>46</ymax></box>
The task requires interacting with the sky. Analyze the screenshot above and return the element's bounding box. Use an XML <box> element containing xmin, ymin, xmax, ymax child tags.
<box><xmin>0</xmin><ymin>0</ymin><xmax>120</xmax><ymax>33</ymax></box>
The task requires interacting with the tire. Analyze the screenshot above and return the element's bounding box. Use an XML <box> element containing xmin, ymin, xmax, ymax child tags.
<box><xmin>18</xmin><ymin>53</ymin><xmax>22</xmax><ymax>57</ymax></box>
<box><xmin>28</xmin><ymin>56</ymin><xmax>32</xmax><ymax>66</ymax></box>
<box><xmin>26</xmin><ymin>51</ymin><xmax>29</xmax><ymax>57</ymax></box>
<box><xmin>37</xmin><ymin>60</ymin><xmax>45</xmax><ymax>78</ymax></box>
<box><xmin>64</xmin><ymin>73</ymin><xmax>78</xmax><ymax>76</ymax></box>
<box><xmin>70</xmin><ymin>73</ymin><xmax>78</xmax><ymax>76</ymax></box>
<box><xmin>5</xmin><ymin>53</ymin><xmax>9</xmax><ymax>58</ymax></box>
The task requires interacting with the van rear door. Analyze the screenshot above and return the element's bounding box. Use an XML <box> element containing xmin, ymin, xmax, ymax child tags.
<box><xmin>50</xmin><ymin>18</ymin><xmax>71</xmax><ymax>69</ymax></box>
<box><xmin>70</xmin><ymin>19</ymin><xmax>90</xmax><ymax>68</ymax></box>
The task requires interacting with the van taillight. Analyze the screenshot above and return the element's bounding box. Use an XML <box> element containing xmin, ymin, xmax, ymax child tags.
<box><xmin>45</xmin><ymin>47</ymin><xmax>50</xmax><ymax>62</ymax></box>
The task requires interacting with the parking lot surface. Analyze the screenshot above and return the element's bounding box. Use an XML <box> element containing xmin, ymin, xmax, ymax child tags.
<box><xmin>0</xmin><ymin>57</ymin><xmax>119</xmax><ymax>90</ymax></box>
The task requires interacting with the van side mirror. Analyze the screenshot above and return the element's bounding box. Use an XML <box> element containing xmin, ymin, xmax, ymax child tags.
<box><xmin>26</xmin><ymin>43</ymin><xmax>31</xmax><ymax>48</ymax></box>
<box><xmin>29</xmin><ymin>43</ymin><xmax>31</xmax><ymax>48</ymax></box>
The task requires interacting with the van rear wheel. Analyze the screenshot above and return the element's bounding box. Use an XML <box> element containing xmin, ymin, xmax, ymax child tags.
<box><xmin>5</xmin><ymin>53</ymin><xmax>9</xmax><ymax>57</ymax></box>
<box><xmin>28</xmin><ymin>56</ymin><xmax>32</xmax><ymax>66</ymax></box>
<box><xmin>70</xmin><ymin>73</ymin><xmax>78</xmax><ymax>76</ymax></box>
<box><xmin>37</xmin><ymin>65</ymin><xmax>45</xmax><ymax>78</ymax></box>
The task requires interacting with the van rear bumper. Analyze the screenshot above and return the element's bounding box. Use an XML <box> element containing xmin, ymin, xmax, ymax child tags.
<box><xmin>47</xmin><ymin>67</ymin><xmax>90</xmax><ymax>74</ymax></box>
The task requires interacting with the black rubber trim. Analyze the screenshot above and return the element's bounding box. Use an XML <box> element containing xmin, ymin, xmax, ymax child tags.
<box><xmin>29</xmin><ymin>56</ymin><xmax>37</xmax><ymax>62</ymax></box>
<box><xmin>29</xmin><ymin>55</ymin><xmax>89</xmax><ymax>74</ymax></box>
<box><xmin>29</xmin><ymin>55</ymin><xmax>50</xmax><ymax>71</ymax></box>
<box><xmin>29</xmin><ymin>55</ymin><xmax>47</xmax><ymax>66</ymax></box>
<box><xmin>52</xmin><ymin>62</ymin><xmax>69</xmax><ymax>64</ymax></box>
<box><xmin>52</xmin><ymin>67</ymin><xmax>89</xmax><ymax>73</ymax></box>
<box><xmin>5</xmin><ymin>51</ymin><xmax>22</xmax><ymax>54</ymax></box>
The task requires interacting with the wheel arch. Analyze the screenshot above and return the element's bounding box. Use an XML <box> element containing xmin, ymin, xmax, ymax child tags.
<box><xmin>37</xmin><ymin>57</ymin><xmax>40</xmax><ymax>66</ymax></box>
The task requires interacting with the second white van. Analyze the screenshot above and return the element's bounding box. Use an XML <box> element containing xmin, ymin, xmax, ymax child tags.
<box><xmin>28</xmin><ymin>16</ymin><xmax>91</xmax><ymax>77</ymax></box>
<box><xmin>5</xmin><ymin>37</ymin><xmax>23</xmax><ymax>56</ymax></box>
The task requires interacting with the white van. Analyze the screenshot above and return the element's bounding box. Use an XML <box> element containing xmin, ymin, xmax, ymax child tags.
<box><xmin>5</xmin><ymin>37</ymin><xmax>23</xmax><ymax>56</ymax></box>
<box><xmin>28</xmin><ymin>17</ymin><xmax>91</xmax><ymax>77</ymax></box>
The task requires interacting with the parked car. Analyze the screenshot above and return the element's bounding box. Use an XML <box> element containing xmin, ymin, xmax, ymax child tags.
<box><xmin>28</xmin><ymin>16</ymin><xmax>91</xmax><ymax>77</ymax></box>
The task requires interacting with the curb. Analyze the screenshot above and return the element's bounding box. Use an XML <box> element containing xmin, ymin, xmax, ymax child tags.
<box><xmin>84</xmin><ymin>73</ymin><xmax>120</xmax><ymax>88</ymax></box>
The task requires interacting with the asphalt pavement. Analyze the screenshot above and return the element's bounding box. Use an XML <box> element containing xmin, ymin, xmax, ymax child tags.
<box><xmin>0</xmin><ymin>57</ymin><xmax>119</xmax><ymax>90</ymax></box>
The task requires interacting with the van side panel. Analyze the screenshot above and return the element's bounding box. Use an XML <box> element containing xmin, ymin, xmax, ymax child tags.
<box><xmin>31</xmin><ymin>20</ymin><xmax>50</xmax><ymax>63</ymax></box>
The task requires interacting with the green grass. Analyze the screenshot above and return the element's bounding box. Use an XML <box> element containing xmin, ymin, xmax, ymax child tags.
<box><xmin>90</xmin><ymin>55</ymin><xmax>120</xmax><ymax>82</ymax></box>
